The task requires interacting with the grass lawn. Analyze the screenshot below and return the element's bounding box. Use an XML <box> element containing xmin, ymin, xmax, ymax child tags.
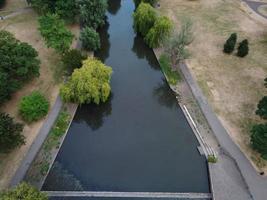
<box><xmin>158</xmin><ymin>0</ymin><xmax>267</xmax><ymax>172</ymax></box>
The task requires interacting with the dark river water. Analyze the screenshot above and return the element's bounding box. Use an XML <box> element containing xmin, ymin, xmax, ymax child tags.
<box><xmin>43</xmin><ymin>0</ymin><xmax>209</xmax><ymax>193</ymax></box>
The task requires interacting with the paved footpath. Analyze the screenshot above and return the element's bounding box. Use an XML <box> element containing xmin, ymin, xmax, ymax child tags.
<box><xmin>242</xmin><ymin>0</ymin><xmax>267</xmax><ymax>19</ymax></box>
<box><xmin>10</xmin><ymin>96</ymin><xmax>63</xmax><ymax>187</ymax></box>
<box><xmin>180</xmin><ymin>63</ymin><xmax>267</xmax><ymax>200</ymax></box>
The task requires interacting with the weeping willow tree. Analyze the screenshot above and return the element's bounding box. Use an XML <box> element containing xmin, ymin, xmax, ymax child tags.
<box><xmin>60</xmin><ymin>57</ymin><xmax>112</xmax><ymax>105</ymax></box>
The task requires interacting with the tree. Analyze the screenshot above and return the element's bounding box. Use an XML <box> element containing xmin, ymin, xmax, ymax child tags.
<box><xmin>256</xmin><ymin>96</ymin><xmax>267</xmax><ymax>119</ymax></box>
<box><xmin>19</xmin><ymin>91</ymin><xmax>49</xmax><ymax>122</ymax></box>
<box><xmin>27</xmin><ymin>0</ymin><xmax>55</xmax><ymax>14</ymax></box>
<box><xmin>0</xmin><ymin>182</ymin><xmax>48</xmax><ymax>200</ymax></box>
<box><xmin>223</xmin><ymin>33</ymin><xmax>237</xmax><ymax>54</ymax></box>
<box><xmin>78</xmin><ymin>0</ymin><xmax>107</xmax><ymax>29</ymax></box>
<box><xmin>133</xmin><ymin>2</ymin><xmax>157</xmax><ymax>37</ymax></box>
<box><xmin>38</xmin><ymin>14</ymin><xmax>74</xmax><ymax>53</ymax></box>
<box><xmin>134</xmin><ymin>0</ymin><xmax>159</xmax><ymax>7</ymax></box>
<box><xmin>0</xmin><ymin>112</ymin><xmax>24</xmax><ymax>153</ymax></box>
<box><xmin>55</xmin><ymin>0</ymin><xmax>79</xmax><ymax>23</ymax></box>
<box><xmin>62</xmin><ymin>49</ymin><xmax>86</xmax><ymax>74</ymax></box>
<box><xmin>237</xmin><ymin>39</ymin><xmax>249</xmax><ymax>57</ymax></box>
<box><xmin>145</xmin><ymin>16</ymin><xmax>172</xmax><ymax>48</ymax></box>
<box><xmin>0</xmin><ymin>31</ymin><xmax>40</xmax><ymax>104</ymax></box>
<box><xmin>60</xmin><ymin>57</ymin><xmax>112</xmax><ymax>105</ymax></box>
<box><xmin>264</xmin><ymin>77</ymin><xmax>267</xmax><ymax>88</ymax></box>
<box><xmin>251</xmin><ymin>123</ymin><xmax>267</xmax><ymax>159</ymax></box>
<box><xmin>80</xmin><ymin>26</ymin><xmax>101</xmax><ymax>51</ymax></box>
<box><xmin>0</xmin><ymin>0</ymin><xmax>5</xmax><ymax>8</ymax></box>
<box><xmin>164</xmin><ymin>19</ymin><xmax>193</xmax><ymax>67</ymax></box>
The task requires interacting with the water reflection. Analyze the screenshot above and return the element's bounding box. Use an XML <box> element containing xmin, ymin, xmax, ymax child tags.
<box><xmin>74</xmin><ymin>94</ymin><xmax>113</xmax><ymax>131</ymax></box>
<box><xmin>108</xmin><ymin>0</ymin><xmax>121</xmax><ymax>15</ymax></box>
<box><xmin>153</xmin><ymin>79</ymin><xmax>177</xmax><ymax>109</ymax></box>
<box><xmin>132</xmin><ymin>35</ymin><xmax>160</xmax><ymax>70</ymax></box>
<box><xmin>95</xmin><ymin>22</ymin><xmax>110</xmax><ymax>62</ymax></box>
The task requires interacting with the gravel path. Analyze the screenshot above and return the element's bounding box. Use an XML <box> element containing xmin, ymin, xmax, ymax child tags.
<box><xmin>180</xmin><ymin>63</ymin><xmax>267</xmax><ymax>200</ymax></box>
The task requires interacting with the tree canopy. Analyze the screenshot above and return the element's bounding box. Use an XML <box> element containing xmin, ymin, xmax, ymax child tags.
<box><xmin>78</xmin><ymin>0</ymin><xmax>108</xmax><ymax>29</ymax></box>
<box><xmin>0</xmin><ymin>183</ymin><xmax>48</xmax><ymax>200</ymax></box>
<box><xmin>80</xmin><ymin>26</ymin><xmax>101</xmax><ymax>51</ymax></box>
<box><xmin>251</xmin><ymin>123</ymin><xmax>267</xmax><ymax>159</ymax></box>
<box><xmin>38</xmin><ymin>14</ymin><xmax>74</xmax><ymax>53</ymax></box>
<box><xmin>60</xmin><ymin>57</ymin><xmax>112</xmax><ymax>105</ymax></box>
<box><xmin>0</xmin><ymin>31</ymin><xmax>40</xmax><ymax>104</ymax></box>
<box><xmin>0</xmin><ymin>112</ymin><xmax>24</xmax><ymax>153</ymax></box>
<box><xmin>223</xmin><ymin>33</ymin><xmax>237</xmax><ymax>54</ymax></box>
<box><xmin>133</xmin><ymin>2</ymin><xmax>157</xmax><ymax>37</ymax></box>
<box><xmin>256</xmin><ymin>96</ymin><xmax>267</xmax><ymax>119</ymax></box>
<box><xmin>133</xmin><ymin>0</ymin><xmax>159</xmax><ymax>7</ymax></box>
<box><xmin>62</xmin><ymin>49</ymin><xmax>86</xmax><ymax>74</ymax></box>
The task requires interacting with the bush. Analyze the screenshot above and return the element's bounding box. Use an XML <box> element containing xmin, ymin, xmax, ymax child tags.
<box><xmin>80</xmin><ymin>27</ymin><xmax>101</xmax><ymax>51</ymax></box>
<box><xmin>62</xmin><ymin>49</ymin><xmax>86</xmax><ymax>74</ymax></box>
<box><xmin>60</xmin><ymin>57</ymin><xmax>112</xmax><ymax>104</ymax></box>
<box><xmin>134</xmin><ymin>0</ymin><xmax>159</xmax><ymax>7</ymax></box>
<box><xmin>0</xmin><ymin>112</ymin><xmax>24</xmax><ymax>153</ymax></box>
<box><xmin>237</xmin><ymin>39</ymin><xmax>249</xmax><ymax>57</ymax></box>
<box><xmin>256</xmin><ymin>96</ymin><xmax>267</xmax><ymax>119</ymax></box>
<box><xmin>208</xmin><ymin>155</ymin><xmax>218</xmax><ymax>163</ymax></box>
<box><xmin>159</xmin><ymin>54</ymin><xmax>180</xmax><ymax>85</ymax></box>
<box><xmin>133</xmin><ymin>2</ymin><xmax>157</xmax><ymax>37</ymax></box>
<box><xmin>0</xmin><ymin>31</ymin><xmax>40</xmax><ymax>104</ymax></box>
<box><xmin>145</xmin><ymin>16</ymin><xmax>172</xmax><ymax>48</ymax></box>
<box><xmin>0</xmin><ymin>182</ymin><xmax>48</xmax><ymax>200</ymax></box>
<box><xmin>78</xmin><ymin>0</ymin><xmax>107</xmax><ymax>29</ymax></box>
<box><xmin>38</xmin><ymin>14</ymin><xmax>74</xmax><ymax>53</ymax></box>
<box><xmin>55</xmin><ymin>0</ymin><xmax>79</xmax><ymax>23</ymax></box>
<box><xmin>19</xmin><ymin>91</ymin><xmax>49</xmax><ymax>122</ymax></box>
<box><xmin>251</xmin><ymin>123</ymin><xmax>267</xmax><ymax>159</ymax></box>
<box><xmin>223</xmin><ymin>33</ymin><xmax>237</xmax><ymax>54</ymax></box>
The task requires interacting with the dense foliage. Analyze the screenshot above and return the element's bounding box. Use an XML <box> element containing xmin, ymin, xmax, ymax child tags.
<box><xmin>0</xmin><ymin>31</ymin><xmax>40</xmax><ymax>104</ymax></box>
<box><xmin>133</xmin><ymin>2</ymin><xmax>157</xmax><ymax>37</ymax></box>
<box><xmin>0</xmin><ymin>112</ymin><xmax>24</xmax><ymax>153</ymax></box>
<box><xmin>0</xmin><ymin>0</ymin><xmax>5</xmax><ymax>8</ymax></box>
<box><xmin>145</xmin><ymin>16</ymin><xmax>172</xmax><ymax>48</ymax></box>
<box><xmin>27</xmin><ymin>0</ymin><xmax>55</xmax><ymax>14</ymax></box>
<box><xmin>133</xmin><ymin>0</ymin><xmax>159</xmax><ymax>7</ymax></box>
<box><xmin>159</xmin><ymin>54</ymin><xmax>180</xmax><ymax>85</ymax></box>
<box><xmin>251</xmin><ymin>123</ymin><xmax>267</xmax><ymax>159</ymax></box>
<box><xmin>78</xmin><ymin>0</ymin><xmax>108</xmax><ymax>29</ymax></box>
<box><xmin>80</xmin><ymin>27</ymin><xmax>101</xmax><ymax>51</ymax></box>
<box><xmin>256</xmin><ymin>96</ymin><xmax>267</xmax><ymax>119</ymax></box>
<box><xmin>237</xmin><ymin>39</ymin><xmax>249</xmax><ymax>57</ymax></box>
<box><xmin>19</xmin><ymin>91</ymin><xmax>49</xmax><ymax>122</ymax></box>
<box><xmin>38</xmin><ymin>14</ymin><xmax>74</xmax><ymax>53</ymax></box>
<box><xmin>62</xmin><ymin>49</ymin><xmax>86</xmax><ymax>74</ymax></box>
<box><xmin>223</xmin><ymin>33</ymin><xmax>237</xmax><ymax>54</ymax></box>
<box><xmin>60</xmin><ymin>57</ymin><xmax>112</xmax><ymax>104</ymax></box>
<box><xmin>0</xmin><ymin>182</ymin><xmax>48</xmax><ymax>200</ymax></box>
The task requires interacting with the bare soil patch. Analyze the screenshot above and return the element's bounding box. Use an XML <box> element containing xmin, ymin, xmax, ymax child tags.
<box><xmin>159</xmin><ymin>0</ymin><xmax>267</xmax><ymax>172</ymax></box>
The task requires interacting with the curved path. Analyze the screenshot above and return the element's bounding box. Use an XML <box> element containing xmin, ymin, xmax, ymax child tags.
<box><xmin>180</xmin><ymin>63</ymin><xmax>267</xmax><ymax>200</ymax></box>
<box><xmin>242</xmin><ymin>0</ymin><xmax>267</xmax><ymax>19</ymax></box>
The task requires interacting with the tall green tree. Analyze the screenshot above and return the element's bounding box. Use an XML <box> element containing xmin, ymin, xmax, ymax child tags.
<box><xmin>145</xmin><ymin>16</ymin><xmax>172</xmax><ymax>48</ymax></box>
<box><xmin>0</xmin><ymin>31</ymin><xmax>40</xmax><ymax>103</ymax></box>
<box><xmin>60</xmin><ymin>57</ymin><xmax>112</xmax><ymax>104</ymax></box>
<box><xmin>38</xmin><ymin>14</ymin><xmax>74</xmax><ymax>53</ymax></box>
<box><xmin>237</xmin><ymin>39</ymin><xmax>249</xmax><ymax>57</ymax></box>
<box><xmin>55</xmin><ymin>0</ymin><xmax>79</xmax><ymax>23</ymax></box>
<box><xmin>62</xmin><ymin>49</ymin><xmax>86</xmax><ymax>74</ymax></box>
<box><xmin>133</xmin><ymin>2</ymin><xmax>157</xmax><ymax>37</ymax></box>
<box><xmin>80</xmin><ymin>26</ymin><xmax>101</xmax><ymax>51</ymax></box>
<box><xmin>256</xmin><ymin>96</ymin><xmax>267</xmax><ymax>119</ymax></box>
<box><xmin>78</xmin><ymin>0</ymin><xmax>108</xmax><ymax>29</ymax></box>
<box><xmin>0</xmin><ymin>182</ymin><xmax>48</xmax><ymax>200</ymax></box>
<box><xmin>0</xmin><ymin>112</ymin><xmax>24</xmax><ymax>153</ymax></box>
<box><xmin>27</xmin><ymin>0</ymin><xmax>55</xmax><ymax>14</ymax></box>
<box><xmin>223</xmin><ymin>33</ymin><xmax>237</xmax><ymax>54</ymax></box>
<box><xmin>134</xmin><ymin>0</ymin><xmax>159</xmax><ymax>7</ymax></box>
<box><xmin>251</xmin><ymin>123</ymin><xmax>267</xmax><ymax>159</ymax></box>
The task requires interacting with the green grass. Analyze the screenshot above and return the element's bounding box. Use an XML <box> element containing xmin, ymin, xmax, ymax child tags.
<box><xmin>159</xmin><ymin>54</ymin><xmax>181</xmax><ymax>85</ymax></box>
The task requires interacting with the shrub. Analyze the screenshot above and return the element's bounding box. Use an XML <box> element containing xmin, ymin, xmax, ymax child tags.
<box><xmin>60</xmin><ymin>57</ymin><xmax>112</xmax><ymax>104</ymax></box>
<box><xmin>80</xmin><ymin>27</ymin><xmax>101</xmax><ymax>51</ymax></box>
<box><xmin>0</xmin><ymin>112</ymin><xmax>24</xmax><ymax>153</ymax></box>
<box><xmin>256</xmin><ymin>96</ymin><xmax>267</xmax><ymax>119</ymax></box>
<box><xmin>237</xmin><ymin>39</ymin><xmax>249</xmax><ymax>57</ymax></box>
<box><xmin>134</xmin><ymin>0</ymin><xmax>159</xmax><ymax>7</ymax></box>
<box><xmin>62</xmin><ymin>49</ymin><xmax>86</xmax><ymax>74</ymax></box>
<box><xmin>0</xmin><ymin>182</ymin><xmax>48</xmax><ymax>200</ymax></box>
<box><xmin>208</xmin><ymin>155</ymin><xmax>218</xmax><ymax>163</ymax></box>
<box><xmin>251</xmin><ymin>123</ymin><xmax>267</xmax><ymax>159</ymax></box>
<box><xmin>145</xmin><ymin>16</ymin><xmax>172</xmax><ymax>48</ymax></box>
<box><xmin>19</xmin><ymin>91</ymin><xmax>49</xmax><ymax>122</ymax></box>
<box><xmin>27</xmin><ymin>0</ymin><xmax>55</xmax><ymax>14</ymax></box>
<box><xmin>55</xmin><ymin>0</ymin><xmax>79</xmax><ymax>23</ymax></box>
<box><xmin>78</xmin><ymin>0</ymin><xmax>108</xmax><ymax>29</ymax></box>
<box><xmin>223</xmin><ymin>33</ymin><xmax>237</xmax><ymax>54</ymax></box>
<box><xmin>159</xmin><ymin>54</ymin><xmax>180</xmax><ymax>85</ymax></box>
<box><xmin>0</xmin><ymin>31</ymin><xmax>40</xmax><ymax>104</ymax></box>
<box><xmin>38</xmin><ymin>14</ymin><xmax>74</xmax><ymax>53</ymax></box>
<box><xmin>133</xmin><ymin>2</ymin><xmax>157</xmax><ymax>37</ymax></box>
